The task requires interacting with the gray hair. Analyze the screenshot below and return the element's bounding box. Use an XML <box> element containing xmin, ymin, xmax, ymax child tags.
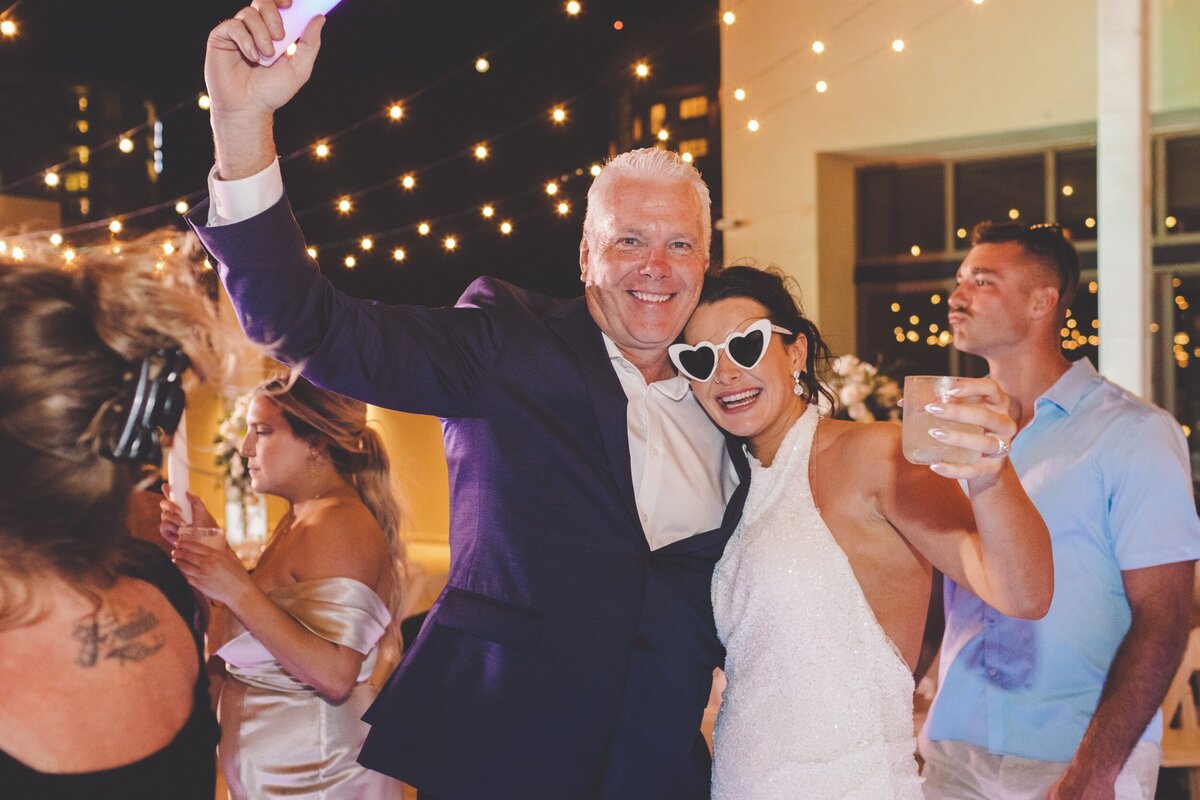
<box><xmin>583</xmin><ymin>147</ymin><xmax>713</xmax><ymax>254</ymax></box>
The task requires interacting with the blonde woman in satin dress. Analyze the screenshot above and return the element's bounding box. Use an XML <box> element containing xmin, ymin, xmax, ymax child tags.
<box><xmin>162</xmin><ymin>375</ymin><xmax>404</xmax><ymax>799</ymax></box>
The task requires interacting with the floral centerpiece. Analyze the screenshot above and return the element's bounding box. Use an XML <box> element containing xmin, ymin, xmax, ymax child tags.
<box><xmin>823</xmin><ymin>355</ymin><xmax>902</xmax><ymax>423</ymax></box>
<box><xmin>215</xmin><ymin>393</ymin><xmax>253</xmax><ymax>503</ymax></box>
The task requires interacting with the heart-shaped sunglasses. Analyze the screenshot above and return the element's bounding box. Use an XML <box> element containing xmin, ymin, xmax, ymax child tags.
<box><xmin>669</xmin><ymin>318</ymin><xmax>794</xmax><ymax>382</ymax></box>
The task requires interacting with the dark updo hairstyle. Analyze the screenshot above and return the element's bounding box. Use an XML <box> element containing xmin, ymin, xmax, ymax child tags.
<box><xmin>0</xmin><ymin>235</ymin><xmax>224</xmax><ymax>627</ymax></box>
<box><xmin>697</xmin><ymin>265</ymin><xmax>837</xmax><ymax>411</ymax></box>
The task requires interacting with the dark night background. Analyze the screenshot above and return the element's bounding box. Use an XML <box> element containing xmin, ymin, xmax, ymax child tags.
<box><xmin>0</xmin><ymin>0</ymin><xmax>720</xmax><ymax>306</ymax></box>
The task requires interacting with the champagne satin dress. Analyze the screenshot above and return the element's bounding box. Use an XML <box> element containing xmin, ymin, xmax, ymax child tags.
<box><xmin>215</xmin><ymin>577</ymin><xmax>402</xmax><ymax>799</ymax></box>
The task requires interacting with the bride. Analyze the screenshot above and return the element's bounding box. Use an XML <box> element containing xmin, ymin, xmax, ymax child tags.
<box><xmin>670</xmin><ymin>266</ymin><xmax>1053</xmax><ymax>799</ymax></box>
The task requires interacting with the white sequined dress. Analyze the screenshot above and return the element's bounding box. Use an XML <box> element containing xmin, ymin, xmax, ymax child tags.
<box><xmin>712</xmin><ymin>406</ymin><xmax>924</xmax><ymax>799</ymax></box>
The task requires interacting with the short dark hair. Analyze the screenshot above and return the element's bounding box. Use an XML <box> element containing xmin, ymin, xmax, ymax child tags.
<box><xmin>696</xmin><ymin>265</ymin><xmax>836</xmax><ymax>411</ymax></box>
<box><xmin>970</xmin><ymin>221</ymin><xmax>1081</xmax><ymax>309</ymax></box>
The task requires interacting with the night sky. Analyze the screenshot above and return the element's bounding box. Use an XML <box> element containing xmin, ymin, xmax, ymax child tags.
<box><xmin>0</xmin><ymin>0</ymin><xmax>719</xmax><ymax>306</ymax></box>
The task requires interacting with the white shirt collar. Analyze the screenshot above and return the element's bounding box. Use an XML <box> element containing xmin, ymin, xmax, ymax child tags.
<box><xmin>600</xmin><ymin>333</ymin><xmax>691</xmax><ymax>401</ymax></box>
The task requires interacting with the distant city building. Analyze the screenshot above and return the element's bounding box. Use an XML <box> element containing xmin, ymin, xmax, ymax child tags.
<box><xmin>0</xmin><ymin>74</ymin><xmax>159</xmax><ymax>229</ymax></box>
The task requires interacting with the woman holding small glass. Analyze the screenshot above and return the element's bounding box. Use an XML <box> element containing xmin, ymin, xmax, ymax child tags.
<box><xmin>668</xmin><ymin>266</ymin><xmax>1053</xmax><ymax>799</ymax></box>
<box><xmin>161</xmin><ymin>375</ymin><xmax>405</xmax><ymax>799</ymax></box>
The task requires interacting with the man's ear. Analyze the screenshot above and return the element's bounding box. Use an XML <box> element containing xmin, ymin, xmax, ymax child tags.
<box><xmin>1030</xmin><ymin>285</ymin><xmax>1060</xmax><ymax>320</ymax></box>
<box><xmin>579</xmin><ymin>237</ymin><xmax>591</xmax><ymax>284</ymax></box>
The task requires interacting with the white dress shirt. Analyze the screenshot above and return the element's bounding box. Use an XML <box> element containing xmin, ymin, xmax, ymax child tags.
<box><xmin>207</xmin><ymin>160</ymin><xmax>739</xmax><ymax>549</ymax></box>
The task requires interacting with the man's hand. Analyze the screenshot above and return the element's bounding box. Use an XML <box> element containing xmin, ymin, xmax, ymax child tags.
<box><xmin>1046</xmin><ymin>767</ymin><xmax>1116</xmax><ymax>800</ymax></box>
<box><xmin>205</xmin><ymin>0</ymin><xmax>325</xmax><ymax>178</ymax></box>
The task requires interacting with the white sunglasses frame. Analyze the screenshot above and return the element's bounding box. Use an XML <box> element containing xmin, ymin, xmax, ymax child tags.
<box><xmin>669</xmin><ymin>318</ymin><xmax>795</xmax><ymax>382</ymax></box>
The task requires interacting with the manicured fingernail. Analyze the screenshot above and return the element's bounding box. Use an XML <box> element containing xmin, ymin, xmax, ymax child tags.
<box><xmin>946</xmin><ymin>387</ymin><xmax>964</xmax><ymax>396</ymax></box>
<box><xmin>930</xmin><ymin>463</ymin><xmax>949</xmax><ymax>475</ymax></box>
<box><xmin>925</xmin><ymin>403</ymin><xmax>945</xmax><ymax>414</ymax></box>
<box><xmin>929</xmin><ymin>428</ymin><xmax>950</xmax><ymax>440</ymax></box>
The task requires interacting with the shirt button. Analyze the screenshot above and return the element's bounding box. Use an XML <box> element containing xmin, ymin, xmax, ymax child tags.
<box><xmin>651</xmin><ymin>447</ymin><xmax>661</xmax><ymax>457</ymax></box>
<box><xmin>640</xmin><ymin>512</ymin><xmax>648</xmax><ymax>523</ymax></box>
<box><xmin>987</xmin><ymin>667</ymin><xmax>998</xmax><ymax>677</ymax></box>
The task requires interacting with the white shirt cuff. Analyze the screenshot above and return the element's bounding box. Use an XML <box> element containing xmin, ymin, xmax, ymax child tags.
<box><xmin>206</xmin><ymin>159</ymin><xmax>284</xmax><ymax>227</ymax></box>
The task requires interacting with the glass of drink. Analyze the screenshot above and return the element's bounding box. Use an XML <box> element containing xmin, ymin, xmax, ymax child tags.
<box><xmin>177</xmin><ymin>525</ymin><xmax>227</xmax><ymax>550</ymax></box>
<box><xmin>901</xmin><ymin>376</ymin><xmax>983</xmax><ymax>465</ymax></box>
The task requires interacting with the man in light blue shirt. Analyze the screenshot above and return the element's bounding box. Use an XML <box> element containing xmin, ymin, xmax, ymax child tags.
<box><xmin>920</xmin><ymin>221</ymin><xmax>1200</xmax><ymax>800</ymax></box>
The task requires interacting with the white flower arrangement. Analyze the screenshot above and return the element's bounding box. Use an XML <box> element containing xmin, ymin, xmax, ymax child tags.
<box><xmin>823</xmin><ymin>355</ymin><xmax>902</xmax><ymax>423</ymax></box>
<box><xmin>214</xmin><ymin>393</ymin><xmax>254</xmax><ymax>503</ymax></box>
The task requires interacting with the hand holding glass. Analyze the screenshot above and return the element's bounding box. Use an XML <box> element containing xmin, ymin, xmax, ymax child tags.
<box><xmin>176</xmin><ymin>525</ymin><xmax>227</xmax><ymax>550</ymax></box>
<box><xmin>901</xmin><ymin>376</ymin><xmax>984</xmax><ymax>465</ymax></box>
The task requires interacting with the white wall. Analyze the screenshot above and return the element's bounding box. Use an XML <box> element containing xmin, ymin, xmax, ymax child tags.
<box><xmin>720</xmin><ymin>0</ymin><xmax>1200</xmax><ymax>355</ymax></box>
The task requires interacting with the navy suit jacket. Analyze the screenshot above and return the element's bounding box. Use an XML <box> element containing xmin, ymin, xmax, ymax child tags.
<box><xmin>190</xmin><ymin>195</ymin><xmax>750</xmax><ymax>800</ymax></box>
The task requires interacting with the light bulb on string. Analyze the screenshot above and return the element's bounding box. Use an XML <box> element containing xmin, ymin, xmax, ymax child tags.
<box><xmin>634</xmin><ymin>62</ymin><xmax>650</xmax><ymax>78</ymax></box>
<box><xmin>545</xmin><ymin>181</ymin><xmax>559</xmax><ymax>196</ymax></box>
<box><xmin>816</xmin><ymin>80</ymin><xmax>828</xmax><ymax>93</ymax></box>
<box><xmin>812</xmin><ymin>40</ymin><xmax>825</xmax><ymax>54</ymax></box>
<box><xmin>657</xmin><ymin>128</ymin><xmax>669</xmax><ymax>141</ymax></box>
<box><xmin>733</xmin><ymin>88</ymin><xmax>746</xmax><ymax>101</ymax></box>
<box><xmin>722</xmin><ymin>11</ymin><xmax>736</xmax><ymax>25</ymax></box>
<box><xmin>306</xmin><ymin>247</ymin><xmax>318</xmax><ymax>259</ymax></box>
<box><xmin>285</xmin><ymin>43</ymin><xmax>297</xmax><ymax>57</ymax></box>
<box><xmin>44</xmin><ymin>172</ymin><xmax>60</xmax><ymax>187</ymax></box>
<box><xmin>474</xmin><ymin>144</ymin><xmax>489</xmax><ymax>160</ymax></box>
<box><xmin>401</xmin><ymin>174</ymin><xmax>416</xmax><ymax>190</ymax></box>
<box><xmin>681</xmin><ymin>152</ymin><xmax>693</xmax><ymax>163</ymax></box>
<box><xmin>118</xmin><ymin>137</ymin><xmax>135</xmax><ymax>154</ymax></box>
<box><xmin>500</xmin><ymin>221</ymin><xmax>513</xmax><ymax>235</ymax></box>
<box><xmin>175</xmin><ymin>200</ymin><xmax>189</xmax><ymax>214</ymax></box>
<box><xmin>198</xmin><ymin>94</ymin><xmax>211</xmax><ymax>110</ymax></box>
<box><xmin>388</xmin><ymin>103</ymin><xmax>404</xmax><ymax>121</ymax></box>
<box><xmin>589</xmin><ymin>164</ymin><xmax>602</xmax><ymax>177</ymax></box>
<box><xmin>49</xmin><ymin>233</ymin><xmax>64</xmax><ymax>247</ymax></box>
<box><xmin>11</xmin><ymin>246</ymin><xmax>24</xmax><ymax>261</ymax></box>
<box><xmin>0</xmin><ymin>19</ymin><xmax>17</xmax><ymax>38</ymax></box>
<box><xmin>63</xmin><ymin>249</ymin><xmax>77</xmax><ymax>264</ymax></box>
<box><xmin>556</xmin><ymin>201</ymin><xmax>571</xmax><ymax>216</ymax></box>
<box><xmin>747</xmin><ymin>119</ymin><xmax>760</xmax><ymax>132</ymax></box>
<box><xmin>162</xmin><ymin>242</ymin><xmax>176</xmax><ymax>256</ymax></box>
<box><xmin>482</xmin><ymin>205</ymin><xmax>495</xmax><ymax>218</ymax></box>
<box><xmin>565</xmin><ymin>1</ymin><xmax>581</xmax><ymax>15</ymax></box>
<box><xmin>443</xmin><ymin>236</ymin><xmax>458</xmax><ymax>251</ymax></box>
<box><xmin>337</xmin><ymin>197</ymin><xmax>353</xmax><ymax>214</ymax></box>
<box><xmin>551</xmin><ymin>106</ymin><xmax>567</xmax><ymax>124</ymax></box>
<box><xmin>475</xmin><ymin>57</ymin><xmax>490</xmax><ymax>73</ymax></box>
<box><xmin>392</xmin><ymin>247</ymin><xmax>406</xmax><ymax>262</ymax></box>
<box><xmin>360</xmin><ymin>237</ymin><xmax>374</xmax><ymax>251</ymax></box>
<box><xmin>892</xmin><ymin>39</ymin><xmax>905</xmax><ymax>52</ymax></box>
<box><xmin>344</xmin><ymin>255</ymin><xmax>356</xmax><ymax>268</ymax></box>
<box><xmin>109</xmin><ymin>220</ymin><xmax>123</xmax><ymax>235</ymax></box>
<box><xmin>418</xmin><ymin>222</ymin><xmax>431</xmax><ymax>236</ymax></box>
<box><xmin>314</xmin><ymin>142</ymin><xmax>331</xmax><ymax>159</ymax></box>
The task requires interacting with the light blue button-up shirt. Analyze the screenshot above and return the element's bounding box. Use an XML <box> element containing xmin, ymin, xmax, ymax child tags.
<box><xmin>925</xmin><ymin>357</ymin><xmax>1200</xmax><ymax>762</ymax></box>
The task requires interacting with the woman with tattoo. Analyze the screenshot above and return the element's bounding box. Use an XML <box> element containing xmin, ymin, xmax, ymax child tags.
<box><xmin>161</xmin><ymin>375</ymin><xmax>405</xmax><ymax>799</ymax></box>
<box><xmin>0</xmin><ymin>238</ymin><xmax>223</xmax><ymax>798</ymax></box>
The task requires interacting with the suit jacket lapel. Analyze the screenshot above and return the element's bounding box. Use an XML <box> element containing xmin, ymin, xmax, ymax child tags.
<box><xmin>547</xmin><ymin>300</ymin><xmax>642</xmax><ymax>532</ymax></box>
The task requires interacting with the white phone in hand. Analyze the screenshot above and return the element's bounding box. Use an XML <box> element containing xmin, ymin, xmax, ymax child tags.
<box><xmin>257</xmin><ymin>0</ymin><xmax>344</xmax><ymax>67</ymax></box>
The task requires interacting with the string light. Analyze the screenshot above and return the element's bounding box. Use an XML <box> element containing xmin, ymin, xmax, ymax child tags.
<box><xmin>500</xmin><ymin>220</ymin><xmax>513</xmax><ymax>235</ymax></box>
<box><xmin>589</xmin><ymin>164</ymin><xmax>602</xmax><ymax>177</ymax></box>
<box><xmin>401</xmin><ymin>174</ymin><xmax>416</xmax><ymax>190</ymax></box>
<box><xmin>815</xmin><ymin>80</ymin><xmax>828</xmax><ymax>93</ymax></box>
<box><xmin>388</xmin><ymin>103</ymin><xmax>404</xmax><ymax>121</ymax></box>
<box><xmin>337</xmin><ymin>197</ymin><xmax>353</xmax><ymax>214</ymax></box>
<box><xmin>443</xmin><ymin>236</ymin><xmax>458</xmax><ymax>251</ymax></box>
<box><xmin>634</xmin><ymin>62</ymin><xmax>650</xmax><ymax>78</ymax></box>
<box><xmin>657</xmin><ymin>128</ymin><xmax>669</xmax><ymax>141</ymax></box>
<box><xmin>474</xmin><ymin>144</ymin><xmax>489</xmax><ymax>160</ymax></box>
<box><xmin>722</xmin><ymin>11</ymin><xmax>736</xmax><ymax>25</ymax></box>
<box><xmin>481</xmin><ymin>205</ymin><xmax>495</xmax><ymax>218</ymax></box>
<box><xmin>63</xmin><ymin>249</ymin><xmax>76</xmax><ymax>264</ymax></box>
<box><xmin>475</xmin><ymin>57</ymin><xmax>490</xmax><ymax>73</ymax></box>
<box><xmin>1008</xmin><ymin>208</ymin><xmax>1020</xmax><ymax>219</ymax></box>
<box><xmin>910</xmin><ymin>245</ymin><xmax>921</xmax><ymax>256</ymax></box>
<box><xmin>285</xmin><ymin>43</ymin><xmax>298</xmax><ymax>57</ymax></box>
<box><xmin>11</xmin><ymin>246</ymin><xmax>24</xmax><ymax>261</ymax></box>
<box><xmin>733</xmin><ymin>88</ymin><xmax>746</xmax><ymax>101</ymax></box>
<box><xmin>418</xmin><ymin>222</ymin><xmax>431</xmax><ymax>236</ymax></box>
<box><xmin>49</xmin><ymin>233</ymin><xmax>63</xmax><ymax>247</ymax></box>
<box><xmin>344</xmin><ymin>255</ymin><xmax>356</xmax><ymax>268</ymax></box>
<box><xmin>812</xmin><ymin>40</ymin><xmax>825</xmax><ymax>54</ymax></box>
<box><xmin>198</xmin><ymin>94</ymin><xmax>211</xmax><ymax>110</ymax></box>
<box><xmin>392</xmin><ymin>247</ymin><xmax>406</xmax><ymax>262</ymax></box>
<box><xmin>314</xmin><ymin>142</ymin><xmax>331</xmax><ymax>159</ymax></box>
<box><xmin>162</xmin><ymin>241</ymin><xmax>176</xmax><ymax>256</ymax></box>
<box><xmin>892</xmin><ymin>39</ymin><xmax>905</xmax><ymax>52</ymax></box>
<box><xmin>202</xmin><ymin>258</ymin><xmax>213</xmax><ymax>271</ymax></box>
<box><xmin>0</xmin><ymin>241</ymin><xmax>7</xmax><ymax>254</ymax></box>
<box><xmin>306</xmin><ymin>247</ymin><xmax>318</xmax><ymax>259</ymax></box>
<box><xmin>551</xmin><ymin>106</ymin><xmax>567</xmax><ymax>124</ymax></box>
<box><xmin>118</xmin><ymin>137</ymin><xmax>134</xmax><ymax>154</ymax></box>
<box><xmin>0</xmin><ymin>19</ymin><xmax>17</xmax><ymax>38</ymax></box>
<box><xmin>681</xmin><ymin>152</ymin><xmax>693</xmax><ymax>163</ymax></box>
<box><xmin>176</xmin><ymin>201</ymin><xmax>189</xmax><ymax>214</ymax></box>
<box><xmin>44</xmin><ymin>172</ymin><xmax>59</xmax><ymax>187</ymax></box>
<box><xmin>360</xmin><ymin>237</ymin><xmax>374</xmax><ymax>251</ymax></box>
<box><xmin>109</xmin><ymin>220</ymin><xmax>123</xmax><ymax>234</ymax></box>
<box><xmin>566</xmin><ymin>1</ymin><xmax>582</xmax><ymax>15</ymax></box>
<box><xmin>1061</xmin><ymin>184</ymin><xmax>1074</xmax><ymax>196</ymax></box>
<box><xmin>556</xmin><ymin>201</ymin><xmax>571</xmax><ymax>216</ymax></box>
<box><xmin>545</xmin><ymin>181</ymin><xmax>559</xmax><ymax>195</ymax></box>
<box><xmin>747</xmin><ymin>119</ymin><xmax>760</xmax><ymax>132</ymax></box>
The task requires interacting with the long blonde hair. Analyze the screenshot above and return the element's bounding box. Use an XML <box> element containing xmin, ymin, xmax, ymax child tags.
<box><xmin>0</xmin><ymin>234</ymin><xmax>224</xmax><ymax>626</ymax></box>
<box><xmin>256</xmin><ymin>374</ymin><xmax>406</xmax><ymax>617</ymax></box>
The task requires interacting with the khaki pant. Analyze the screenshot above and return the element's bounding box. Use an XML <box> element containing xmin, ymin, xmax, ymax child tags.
<box><xmin>917</xmin><ymin>731</ymin><xmax>1160</xmax><ymax>800</ymax></box>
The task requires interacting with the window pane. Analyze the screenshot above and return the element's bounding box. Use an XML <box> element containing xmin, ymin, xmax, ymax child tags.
<box><xmin>858</xmin><ymin>165</ymin><xmax>945</xmax><ymax>258</ymax></box>
<box><xmin>1055</xmin><ymin>149</ymin><xmax>1097</xmax><ymax>242</ymax></box>
<box><xmin>954</xmin><ymin>155</ymin><xmax>1045</xmax><ymax>241</ymax></box>
<box><xmin>857</xmin><ymin>287</ymin><xmax>955</xmax><ymax>377</ymax></box>
<box><xmin>1167</xmin><ymin>274</ymin><xmax>1200</xmax><ymax>489</ymax></box>
<box><xmin>1166</xmin><ymin>136</ymin><xmax>1200</xmax><ymax>235</ymax></box>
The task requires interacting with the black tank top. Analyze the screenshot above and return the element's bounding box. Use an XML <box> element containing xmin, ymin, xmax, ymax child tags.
<box><xmin>0</xmin><ymin>541</ymin><xmax>220</xmax><ymax>800</ymax></box>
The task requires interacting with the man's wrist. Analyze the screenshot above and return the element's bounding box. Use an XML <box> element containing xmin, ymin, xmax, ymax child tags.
<box><xmin>212</xmin><ymin>110</ymin><xmax>277</xmax><ymax>181</ymax></box>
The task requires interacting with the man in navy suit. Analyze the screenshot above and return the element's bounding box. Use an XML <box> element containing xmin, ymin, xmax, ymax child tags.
<box><xmin>193</xmin><ymin>3</ymin><xmax>747</xmax><ymax>797</ymax></box>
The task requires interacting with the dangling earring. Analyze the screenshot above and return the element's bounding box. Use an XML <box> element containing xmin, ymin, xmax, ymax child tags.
<box><xmin>792</xmin><ymin>369</ymin><xmax>805</xmax><ymax>397</ymax></box>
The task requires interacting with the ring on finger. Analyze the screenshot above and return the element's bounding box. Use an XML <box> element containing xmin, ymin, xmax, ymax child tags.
<box><xmin>985</xmin><ymin>433</ymin><xmax>1011</xmax><ymax>459</ymax></box>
